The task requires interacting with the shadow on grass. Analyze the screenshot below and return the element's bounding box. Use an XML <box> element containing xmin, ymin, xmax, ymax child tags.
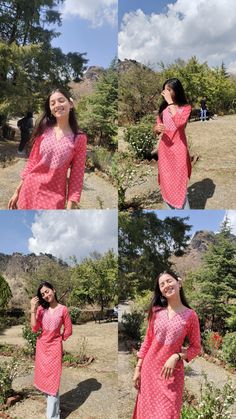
<box><xmin>60</xmin><ymin>378</ymin><xmax>102</xmax><ymax>419</ymax></box>
<box><xmin>188</xmin><ymin>178</ymin><xmax>216</xmax><ymax>209</ymax></box>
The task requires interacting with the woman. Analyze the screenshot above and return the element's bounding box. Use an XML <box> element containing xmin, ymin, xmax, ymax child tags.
<box><xmin>31</xmin><ymin>281</ymin><xmax>72</xmax><ymax>419</ymax></box>
<box><xmin>8</xmin><ymin>89</ymin><xmax>87</xmax><ymax>210</ymax></box>
<box><xmin>154</xmin><ymin>78</ymin><xmax>191</xmax><ymax>209</ymax></box>
<box><xmin>132</xmin><ymin>271</ymin><xmax>201</xmax><ymax>419</ymax></box>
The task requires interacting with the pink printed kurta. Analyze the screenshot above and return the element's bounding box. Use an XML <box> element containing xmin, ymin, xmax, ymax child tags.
<box><xmin>32</xmin><ymin>304</ymin><xmax>72</xmax><ymax>396</ymax></box>
<box><xmin>18</xmin><ymin>127</ymin><xmax>87</xmax><ymax>209</ymax></box>
<box><xmin>157</xmin><ymin>105</ymin><xmax>192</xmax><ymax>209</ymax></box>
<box><xmin>133</xmin><ymin>307</ymin><xmax>201</xmax><ymax>419</ymax></box>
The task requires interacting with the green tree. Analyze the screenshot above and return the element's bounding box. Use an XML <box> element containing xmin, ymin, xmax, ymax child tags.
<box><xmin>118</xmin><ymin>211</ymin><xmax>192</xmax><ymax>299</ymax></box>
<box><xmin>186</xmin><ymin>220</ymin><xmax>236</xmax><ymax>333</ymax></box>
<box><xmin>69</xmin><ymin>250</ymin><xmax>118</xmax><ymax>311</ymax></box>
<box><xmin>77</xmin><ymin>60</ymin><xmax>118</xmax><ymax>149</ymax></box>
<box><xmin>0</xmin><ymin>274</ymin><xmax>12</xmax><ymax>308</ymax></box>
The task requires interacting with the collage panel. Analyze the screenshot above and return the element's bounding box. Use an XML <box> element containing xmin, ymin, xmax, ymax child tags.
<box><xmin>118</xmin><ymin>210</ymin><xmax>236</xmax><ymax>418</ymax></box>
<box><xmin>0</xmin><ymin>210</ymin><xmax>118</xmax><ymax>418</ymax></box>
<box><xmin>0</xmin><ymin>0</ymin><xmax>118</xmax><ymax>211</ymax></box>
<box><xmin>118</xmin><ymin>0</ymin><xmax>236</xmax><ymax>210</ymax></box>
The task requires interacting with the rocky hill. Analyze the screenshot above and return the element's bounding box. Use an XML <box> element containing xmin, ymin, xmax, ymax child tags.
<box><xmin>69</xmin><ymin>65</ymin><xmax>105</xmax><ymax>102</ymax></box>
<box><xmin>171</xmin><ymin>230</ymin><xmax>236</xmax><ymax>278</ymax></box>
<box><xmin>0</xmin><ymin>252</ymin><xmax>68</xmax><ymax>309</ymax></box>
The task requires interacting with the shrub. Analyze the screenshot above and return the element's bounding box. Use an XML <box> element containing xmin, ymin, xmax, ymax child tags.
<box><xmin>69</xmin><ymin>307</ymin><xmax>81</xmax><ymax>324</ymax></box>
<box><xmin>134</xmin><ymin>290</ymin><xmax>153</xmax><ymax>313</ymax></box>
<box><xmin>121</xmin><ymin>311</ymin><xmax>145</xmax><ymax>341</ymax></box>
<box><xmin>202</xmin><ymin>330</ymin><xmax>223</xmax><ymax>356</ymax></box>
<box><xmin>0</xmin><ymin>358</ymin><xmax>18</xmax><ymax>404</ymax></box>
<box><xmin>22</xmin><ymin>323</ymin><xmax>39</xmax><ymax>355</ymax></box>
<box><xmin>90</xmin><ymin>147</ymin><xmax>115</xmax><ymax>174</ymax></box>
<box><xmin>63</xmin><ymin>337</ymin><xmax>88</xmax><ymax>364</ymax></box>
<box><xmin>125</xmin><ymin>121</ymin><xmax>156</xmax><ymax>159</ymax></box>
<box><xmin>181</xmin><ymin>374</ymin><xmax>235</xmax><ymax>419</ymax></box>
<box><xmin>221</xmin><ymin>332</ymin><xmax>236</xmax><ymax>367</ymax></box>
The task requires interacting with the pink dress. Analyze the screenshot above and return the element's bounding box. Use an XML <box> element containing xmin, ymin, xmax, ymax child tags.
<box><xmin>157</xmin><ymin>105</ymin><xmax>192</xmax><ymax>208</ymax></box>
<box><xmin>32</xmin><ymin>304</ymin><xmax>72</xmax><ymax>396</ymax></box>
<box><xmin>133</xmin><ymin>307</ymin><xmax>201</xmax><ymax>419</ymax></box>
<box><xmin>17</xmin><ymin>127</ymin><xmax>87</xmax><ymax>209</ymax></box>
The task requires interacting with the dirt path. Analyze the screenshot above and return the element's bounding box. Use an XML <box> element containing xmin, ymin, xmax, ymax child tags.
<box><xmin>0</xmin><ymin>322</ymin><xmax>118</xmax><ymax>419</ymax></box>
<box><xmin>123</xmin><ymin>115</ymin><xmax>236</xmax><ymax>209</ymax></box>
<box><xmin>0</xmin><ymin>142</ymin><xmax>117</xmax><ymax>209</ymax></box>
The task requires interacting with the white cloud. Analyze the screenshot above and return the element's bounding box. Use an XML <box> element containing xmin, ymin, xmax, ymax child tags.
<box><xmin>28</xmin><ymin>210</ymin><xmax>118</xmax><ymax>261</ymax></box>
<box><xmin>223</xmin><ymin>210</ymin><xmax>236</xmax><ymax>235</ymax></box>
<box><xmin>61</xmin><ymin>0</ymin><xmax>117</xmax><ymax>27</ymax></box>
<box><xmin>118</xmin><ymin>0</ymin><xmax>236</xmax><ymax>72</ymax></box>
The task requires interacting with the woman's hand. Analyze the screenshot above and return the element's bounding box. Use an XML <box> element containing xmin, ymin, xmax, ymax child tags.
<box><xmin>153</xmin><ymin>123</ymin><xmax>165</xmax><ymax>135</ymax></box>
<box><xmin>30</xmin><ymin>296</ymin><xmax>39</xmax><ymax>312</ymax></box>
<box><xmin>161</xmin><ymin>89</ymin><xmax>173</xmax><ymax>104</ymax></box>
<box><xmin>66</xmin><ymin>200</ymin><xmax>74</xmax><ymax>210</ymax></box>
<box><xmin>8</xmin><ymin>191</ymin><xmax>19</xmax><ymax>209</ymax></box>
<box><xmin>161</xmin><ymin>354</ymin><xmax>179</xmax><ymax>379</ymax></box>
<box><xmin>132</xmin><ymin>367</ymin><xmax>141</xmax><ymax>390</ymax></box>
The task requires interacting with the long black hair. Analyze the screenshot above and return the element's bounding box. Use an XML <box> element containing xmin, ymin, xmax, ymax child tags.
<box><xmin>159</xmin><ymin>78</ymin><xmax>188</xmax><ymax>119</ymax></box>
<box><xmin>148</xmin><ymin>270</ymin><xmax>191</xmax><ymax>319</ymax></box>
<box><xmin>31</xmin><ymin>88</ymin><xmax>79</xmax><ymax>144</ymax></box>
<box><xmin>37</xmin><ymin>281</ymin><xmax>59</xmax><ymax>309</ymax></box>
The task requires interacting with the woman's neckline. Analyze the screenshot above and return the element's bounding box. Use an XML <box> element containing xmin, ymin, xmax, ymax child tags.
<box><xmin>48</xmin><ymin>303</ymin><xmax>62</xmax><ymax>314</ymax></box>
<box><xmin>166</xmin><ymin>306</ymin><xmax>189</xmax><ymax>321</ymax></box>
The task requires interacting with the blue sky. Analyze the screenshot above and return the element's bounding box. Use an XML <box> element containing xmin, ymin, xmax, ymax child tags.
<box><xmin>155</xmin><ymin>210</ymin><xmax>226</xmax><ymax>236</ymax></box>
<box><xmin>50</xmin><ymin>1</ymin><xmax>117</xmax><ymax>68</ymax></box>
<box><xmin>0</xmin><ymin>211</ymin><xmax>118</xmax><ymax>261</ymax></box>
<box><xmin>118</xmin><ymin>0</ymin><xmax>236</xmax><ymax>73</ymax></box>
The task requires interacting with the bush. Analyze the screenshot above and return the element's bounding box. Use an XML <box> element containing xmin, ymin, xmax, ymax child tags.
<box><xmin>125</xmin><ymin>121</ymin><xmax>156</xmax><ymax>159</ymax></box>
<box><xmin>0</xmin><ymin>358</ymin><xmax>18</xmax><ymax>404</ymax></box>
<box><xmin>134</xmin><ymin>290</ymin><xmax>153</xmax><ymax>313</ymax></box>
<box><xmin>202</xmin><ymin>330</ymin><xmax>223</xmax><ymax>356</ymax></box>
<box><xmin>90</xmin><ymin>147</ymin><xmax>115</xmax><ymax>174</ymax></box>
<box><xmin>181</xmin><ymin>374</ymin><xmax>235</xmax><ymax>419</ymax></box>
<box><xmin>63</xmin><ymin>337</ymin><xmax>88</xmax><ymax>365</ymax></box>
<box><xmin>121</xmin><ymin>311</ymin><xmax>145</xmax><ymax>341</ymax></box>
<box><xmin>222</xmin><ymin>332</ymin><xmax>236</xmax><ymax>367</ymax></box>
<box><xmin>22</xmin><ymin>323</ymin><xmax>39</xmax><ymax>355</ymax></box>
<box><xmin>69</xmin><ymin>307</ymin><xmax>81</xmax><ymax>324</ymax></box>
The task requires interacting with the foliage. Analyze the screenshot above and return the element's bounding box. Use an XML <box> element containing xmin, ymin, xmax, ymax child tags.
<box><xmin>181</xmin><ymin>374</ymin><xmax>235</xmax><ymax>419</ymax></box>
<box><xmin>111</xmin><ymin>152</ymin><xmax>152</xmax><ymax>209</ymax></box>
<box><xmin>77</xmin><ymin>60</ymin><xmax>118</xmax><ymax>149</ymax></box>
<box><xmin>125</xmin><ymin>117</ymin><xmax>156</xmax><ymax>159</ymax></box>
<box><xmin>134</xmin><ymin>290</ymin><xmax>153</xmax><ymax>313</ymax></box>
<box><xmin>89</xmin><ymin>146</ymin><xmax>116</xmax><ymax>175</ymax></box>
<box><xmin>185</xmin><ymin>219</ymin><xmax>236</xmax><ymax>334</ymax></box>
<box><xmin>221</xmin><ymin>332</ymin><xmax>236</xmax><ymax>367</ymax></box>
<box><xmin>0</xmin><ymin>358</ymin><xmax>18</xmax><ymax>404</ymax></box>
<box><xmin>119</xmin><ymin>61</ymin><xmax>161</xmax><ymax>125</ymax></box>
<box><xmin>0</xmin><ymin>274</ymin><xmax>12</xmax><ymax>308</ymax></box>
<box><xmin>118</xmin><ymin>211</ymin><xmax>192</xmax><ymax>299</ymax></box>
<box><xmin>202</xmin><ymin>330</ymin><xmax>223</xmax><ymax>356</ymax></box>
<box><xmin>69</xmin><ymin>307</ymin><xmax>81</xmax><ymax>324</ymax></box>
<box><xmin>0</xmin><ymin>2</ymin><xmax>88</xmax><ymax>119</ymax></box>
<box><xmin>121</xmin><ymin>311</ymin><xmax>145</xmax><ymax>341</ymax></box>
<box><xmin>22</xmin><ymin>323</ymin><xmax>39</xmax><ymax>355</ymax></box>
<box><xmin>69</xmin><ymin>250</ymin><xmax>118</xmax><ymax>311</ymax></box>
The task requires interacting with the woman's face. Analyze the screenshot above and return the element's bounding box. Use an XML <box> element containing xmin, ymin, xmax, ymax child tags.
<box><xmin>40</xmin><ymin>286</ymin><xmax>56</xmax><ymax>303</ymax></box>
<box><xmin>164</xmin><ymin>84</ymin><xmax>175</xmax><ymax>101</ymax></box>
<box><xmin>158</xmin><ymin>274</ymin><xmax>180</xmax><ymax>299</ymax></box>
<box><xmin>49</xmin><ymin>92</ymin><xmax>73</xmax><ymax>120</ymax></box>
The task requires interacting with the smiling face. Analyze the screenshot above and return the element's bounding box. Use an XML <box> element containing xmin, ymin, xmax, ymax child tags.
<box><xmin>40</xmin><ymin>286</ymin><xmax>56</xmax><ymax>304</ymax></box>
<box><xmin>158</xmin><ymin>273</ymin><xmax>180</xmax><ymax>300</ymax></box>
<box><xmin>49</xmin><ymin>91</ymin><xmax>73</xmax><ymax>120</ymax></box>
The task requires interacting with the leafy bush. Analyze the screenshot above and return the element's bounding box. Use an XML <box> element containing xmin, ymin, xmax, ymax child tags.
<box><xmin>121</xmin><ymin>311</ymin><xmax>145</xmax><ymax>341</ymax></box>
<box><xmin>181</xmin><ymin>374</ymin><xmax>235</xmax><ymax>419</ymax></box>
<box><xmin>90</xmin><ymin>147</ymin><xmax>115</xmax><ymax>175</ymax></box>
<box><xmin>221</xmin><ymin>332</ymin><xmax>236</xmax><ymax>367</ymax></box>
<box><xmin>63</xmin><ymin>337</ymin><xmax>88</xmax><ymax>364</ymax></box>
<box><xmin>69</xmin><ymin>307</ymin><xmax>81</xmax><ymax>324</ymax></box>
<box><xmin>134</xmin><ymin>290</ymin><xmax>153</xmax><ymax>313</ymax></box>
<box><xmin>22</xmin><ymin>323</ymin><xmax>39</xmax><ymax>355</ymax></box>
<box><xmin>202</xmin><ymin>330</ymin><xmax>223</xmax><ymax>356</ymax></box>
<box><xmin>0</xmin><ymin>358</ymin><xmax>18</xmax><ymax>404</ymax></box>
<box><xmin>125</xmin><ymin>122</ymin><xmax>156</xmax><ymax>159</ymax></box>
